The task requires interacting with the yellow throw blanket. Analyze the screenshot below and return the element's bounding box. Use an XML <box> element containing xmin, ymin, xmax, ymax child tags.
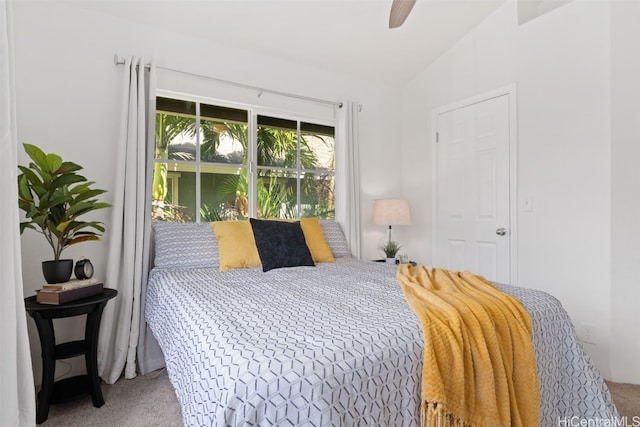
<box><xmin>396</xmin><ymin>265</ymin><xmax>539</xmax><ymax>427</ymax></box>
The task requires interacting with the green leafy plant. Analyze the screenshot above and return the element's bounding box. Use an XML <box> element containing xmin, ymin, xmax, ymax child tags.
<box><xmin>381</xmin><ymin>240</ymin><xmax>402</xmax><ymax>258</ymax></box>
<box><xmin>200</xmin><ymin>202</ymin><xmax>223</xmax><ymax>222</ymax></box>
<box><xmin>17</xmin><ymin>143</ymin><xmax>111</xmax><ymax>261</ymax></box>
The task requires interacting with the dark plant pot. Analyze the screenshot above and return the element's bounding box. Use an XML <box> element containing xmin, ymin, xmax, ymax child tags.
<box><xmin>42</xmin><ymin>259</ymin><xmax>73</xmax><ymax>284</ymax></box>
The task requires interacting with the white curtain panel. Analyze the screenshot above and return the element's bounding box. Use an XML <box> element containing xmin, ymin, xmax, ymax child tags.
<box><xmin>98</xmin><ymin>56</ymin><xmax>155</xmax><ymax>383</ymax></box>
<box><xmin>345</xmin><ymin>101</ymin><xmax>362</xmax><ymax>259</ymax></box>
<box><xmin>0</xmin><ymin>0</ymin><xmax>36</xmax><ymax>425</ymax></box>
<box><xmin>136</xmin><ymin>80</ymin><xmax>164</xmax><ymax>376</ymax></box>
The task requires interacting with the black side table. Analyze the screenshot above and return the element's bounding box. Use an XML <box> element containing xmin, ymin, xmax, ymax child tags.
<box><xmin>25</xmin><ymin>288</ymin><xmax>117</xmax><ymax>424</ymax></box>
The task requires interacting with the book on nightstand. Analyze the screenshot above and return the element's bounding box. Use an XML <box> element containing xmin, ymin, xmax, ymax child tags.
<box><xmin>36</xmin><ymin>278</ymin><xmax>103</xmax><ymax>305</ymax></box>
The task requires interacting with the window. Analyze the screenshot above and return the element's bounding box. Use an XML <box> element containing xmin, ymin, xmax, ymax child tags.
<box><xmin>152</xmin><ymin>96</ymin><xmax>336</xmax><ymax>222</ymax></box>
<box><xmin>165</xmin><ymin>172</ymin><xmax>181</xmax><ymax>205</ymax></box>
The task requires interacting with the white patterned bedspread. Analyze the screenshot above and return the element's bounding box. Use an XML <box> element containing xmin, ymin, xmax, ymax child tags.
<box><xmin>145</xmin><ymin>258</ymin><xmax>618</xmax><ymax>427</ymax></box>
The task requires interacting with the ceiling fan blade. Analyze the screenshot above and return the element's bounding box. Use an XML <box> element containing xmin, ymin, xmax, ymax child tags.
<box><xmin>389</xmin><ymin>0</ymin><xmax>416</xmax><ymax>29</ymax></box>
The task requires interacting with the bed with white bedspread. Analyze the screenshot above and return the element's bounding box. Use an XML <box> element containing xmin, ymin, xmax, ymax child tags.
<box><xmin>145</xmin><ymin>221</ymin><xmax>617</xmax><ymax>427</ymax></box>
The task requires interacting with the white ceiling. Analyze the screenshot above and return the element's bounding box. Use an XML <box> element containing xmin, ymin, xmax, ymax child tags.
<box><xmin>74</xmin><ymin>0</ymin><xmax>505</xmax><ymax>87</ymax></box>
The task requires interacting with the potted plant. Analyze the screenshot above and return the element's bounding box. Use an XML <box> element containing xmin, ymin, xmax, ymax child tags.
<box><xmin>381</xmin><ymin>240</ymin><xmax>402</xmax><ymax>264</ymax></box>
<box><xmin>17</xmin><ymin>143</ymin><xmax>111</xmax><ymax>283</ymax></box>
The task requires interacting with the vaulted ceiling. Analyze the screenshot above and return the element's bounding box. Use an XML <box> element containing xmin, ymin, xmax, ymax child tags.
<box><xmin>74</xmin><ymin>0</ymin><xmax>505</xmax><ymax>87</ymax></box>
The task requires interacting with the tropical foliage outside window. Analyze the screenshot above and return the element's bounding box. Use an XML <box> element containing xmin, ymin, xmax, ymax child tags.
<box><xmin>152</xmin><ymin>96</ymin><xmax>336</xmax><ymax>222</ymax></box>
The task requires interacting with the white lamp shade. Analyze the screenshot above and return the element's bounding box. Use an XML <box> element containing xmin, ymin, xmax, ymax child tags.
<box><xmin>371</xmin><ymin>199</ymin><xmax>411</xmax><ymax>226</ymax></box>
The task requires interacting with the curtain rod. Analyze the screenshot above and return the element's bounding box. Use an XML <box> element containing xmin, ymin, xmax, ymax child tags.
<box><xmin>113</xmin><ymin>54</ymin><xmax>343</xmax><ymax>109</ymax></box>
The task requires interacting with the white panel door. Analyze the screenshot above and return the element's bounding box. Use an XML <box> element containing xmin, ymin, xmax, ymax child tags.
<box><xmin>435</xmin><ymin>95</ymin><xmax>510</xmax><ymax>283</ymax></box>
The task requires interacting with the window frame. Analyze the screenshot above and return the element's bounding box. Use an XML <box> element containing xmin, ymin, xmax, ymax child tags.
<box><xmin>165</xmin><ymin>172</ymin><xmax>181</xmax><ymax>205</ymax></box>
<box><xmin>153</xmin><ymin>90</ymin><xmax>337</xmax><ymax>222</ymax></box>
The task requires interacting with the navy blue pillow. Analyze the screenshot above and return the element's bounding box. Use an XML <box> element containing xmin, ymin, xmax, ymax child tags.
<box><xmin>249</xmin><ymin>218</ymin><xmax>315</xmax><ymax>272</ymax></box>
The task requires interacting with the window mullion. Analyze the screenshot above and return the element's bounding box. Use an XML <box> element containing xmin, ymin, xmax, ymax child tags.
<box><xmin>195</xmin><ymin>102</ymin><xmax>201</xmax><ymax>222</ymax></box>
<box><xmin>296</xmin><ymin>121</ymin><xmax>301</xmax><ymax>219</ymax></box>
<box><xmin>248</xmin><ymin>111</ymin><xmax>258</xmax><ymax>218</ymax></box>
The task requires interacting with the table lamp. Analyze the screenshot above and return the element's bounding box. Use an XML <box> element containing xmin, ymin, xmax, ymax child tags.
<box><xmin>371</xmin><ymin>199</ymin><xmax>411</xmax><ymax>258</ymax></box>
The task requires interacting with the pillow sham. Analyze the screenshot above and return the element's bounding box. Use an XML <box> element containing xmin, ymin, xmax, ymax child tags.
<box><xmin>250</xmin><ymin>218</ymin><xmax>315</xmax><ymax>272</ymax></box>
<box><xmin>319</xmin><ymin>220</ymin><xmax>350</xmax><ymax>258</ymax></box>
<box><xmin>211</xmin><ymin>221</ymin><xmax>261</xmax><ymax>272</ymax></box>
<box><xmin>300</xmin><ymin>218</ymin><xmax>335</xmax><ymax>263</ymax></box>
<box><xmin>153</xmin><ymin>221</ymin><xmax>219</xmax><ymax>269</ymax></box>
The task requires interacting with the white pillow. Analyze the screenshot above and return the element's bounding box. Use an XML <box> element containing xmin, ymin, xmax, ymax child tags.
<box><xmin>153</xmin><ymin>222</ymin><xmax>219</xmax><ymax>269</ymax></box>
<box><xmin>319</xmin><ymin>220</ymin><xmax>350</xmax><ymax>258</ymax></box>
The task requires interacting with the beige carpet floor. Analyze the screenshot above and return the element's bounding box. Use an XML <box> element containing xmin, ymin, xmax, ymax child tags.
<box><xmin>606</xmin><ymin>380</ymin><xmax>640</xmax><ymax>420</ymax></box>
<box><xmin>39</xmin><ymin>370</ymin><xmax>640</xmax><ymax>426</ymax></box>
<box><xmin>39</xmin><ymin>369</ymin><xmax>182</xmax><ymax>426</ymax></box>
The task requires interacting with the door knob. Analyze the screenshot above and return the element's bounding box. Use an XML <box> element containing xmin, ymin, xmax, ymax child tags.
<box><xmin>496</xmin><ymin>228</ymin><xmax>507</xmax><ymax>236</ymax></box>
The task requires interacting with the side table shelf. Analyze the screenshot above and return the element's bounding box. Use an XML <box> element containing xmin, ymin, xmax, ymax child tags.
<box><xmin>25</xmin><ymin>288</ymin><xmax>117</xmax><ymax>424</ymax></box>
<box><xmin>55</xmin><ymin>340</ymin><xmax>88</xmax><ymax>359</ymax></box>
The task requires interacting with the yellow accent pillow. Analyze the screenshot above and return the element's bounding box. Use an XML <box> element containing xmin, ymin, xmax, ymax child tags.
<box><xmin>210</xmin><ymin>221</ymin><xmax>261</xmax><ymax>271</ymax></box>
<box><xmin>300</xmin><ymin>218</ymin><xmax>335</xmax><ymax>263</ymax></box>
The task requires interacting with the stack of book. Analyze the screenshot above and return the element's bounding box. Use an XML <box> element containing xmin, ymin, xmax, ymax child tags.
<box><xmin>36</xmin><ymin>278</ymin><xmax>104</xmax><ymax>305</ymax></box>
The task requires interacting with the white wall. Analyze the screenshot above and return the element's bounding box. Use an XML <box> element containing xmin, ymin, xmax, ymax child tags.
<box><xmin>610</xmin><ymin>0</ymin><xmax>640</xmax><ymax>384</ymax></box>
<box><xmin>401</xmin><ymin>0</ymin><xmax>614</xmax><ymax>377</ymax></box>
<box><xmin>13</xmin><ymin>1</ymin><xmax>402</xmax><ymax>383</ymax></box>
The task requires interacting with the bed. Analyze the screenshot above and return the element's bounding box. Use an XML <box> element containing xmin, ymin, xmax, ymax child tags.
<box><xmin>145</xmin><ymin>221</ymin><xmax>618</xmax><ymax>426</ymax></box>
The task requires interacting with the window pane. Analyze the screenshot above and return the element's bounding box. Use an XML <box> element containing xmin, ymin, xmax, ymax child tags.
<box><xmin>199</xmin><ymin>119</ymin><xmax>247</xmax><ymax>165</ymax></box>
<box><xmin>257</xmin><ymin>115</ymin><xmax>298</xmax><ymax>168</ymax></box>
<box><xmin>156</xmin><ymin>98</ymin><xmax>197</xmax><ymax>162</ymax></box>
<box><xmin>301</xmin><ymin>172</ymin><xmax>335</xmax><ymax>219</ymax></box>
<box><xmin>256</xmin><ymin>169</ymin><xmax>297</xmax><ymax>219</ymax></box>
<box><xmin>157</xmin><ymin>97</ymin><xmax>196</xmax><ymax>116</ymax></box>
<box><xmin>200</xmin><ymin>166</ymin><xmax>248</xmax><ymax>221</ymax></box>
<box><xmin>152</xmin><ymin>162</ymin><xmax>196</xmax><ymax>222</ymax></box>
<box><xmin>301</xmin><ymin>125</ymin><xmax>334</xmax><ymax>172</ymax></box>
<box><xmin>200</xmin><ymin>103</ymin><xmax>248</xmax><ymax>165</ymax></box>
<box><xmin>156</xmin><ymin>112</ymin><xmax>197</xmax><ymax>162</ymax></box>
